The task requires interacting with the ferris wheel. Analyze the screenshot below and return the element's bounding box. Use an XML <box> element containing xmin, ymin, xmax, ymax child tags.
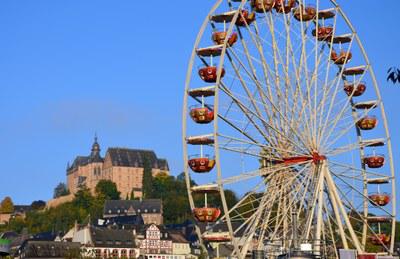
<box><xmin>182</xmin><ymin>0</ymin><xmax>397</xmax><ymax>258</ymax></box>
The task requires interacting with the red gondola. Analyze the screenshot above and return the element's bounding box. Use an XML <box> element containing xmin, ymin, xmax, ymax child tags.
<box><xmin>199</xmin><ymin>66</ymin><xmax>225</xmax><ymax>83</ymax></box>
<box><xmin>193</xmin><ymin>207</ymin><xmax>221</xmax><ymax>222</ymax></box>
<box><xmin>188</xmin><ymin>156</ymin><xmax>216</xmax><ymax>173</ymax></box>
<box><xmin>331</xmin><ymin>50</ymin><xmax>352</xmax><ymax>65</ymax></box>
<box><xmin>368</xmin><ymin>193</ymin><xmax>390</xmax><ymax>206</ymax></box>
<box><xmin>235</xmin><ymin>10</ymin><xmax>256</xmax><ymax>26</ymax></box>
<box><xmin>343</xmin><ymin>82</ymin><xmax>366</xmax><ymax>97</ymax></box>
<box><xmin>274</xmin><ymin>0</ymin><xmax>296</xmax><ymax>13</ymax></box>
<box><xmin>370</xmin><ymin>234</ymin><xmax>390</xmax><ymax>245</ymax></box>
<box><xmin>190</xmin><ymin>106</ymin><xmax>214</xmax><ymax>124</ymax></box>
<box><xmin>293</xmin><ymin>5</ymin><xmax>316</xmax><ymax>21</ymax></box>
<box><xmin>312</xmin><ymin>26</ymin><xmax>333</xmax><ymax>41</ymax></box>
<box><xmin>357</xmin><ymin>116</ymin><xmax>377</xmax><ymax>130</ymax></box>
<box><xmin>212</xmin><ymin>32</ymin><xmax>238</xmax><ymax>46</ymax></box>
<box><xmin>251</xmin><ymin>0</ymin><xmax>275</xmax><ymax>13</ymax></box>
<box><xmin>364</xmin><ymin>155</ymin><xmax>385</xmax><ymax>169</ymax></box>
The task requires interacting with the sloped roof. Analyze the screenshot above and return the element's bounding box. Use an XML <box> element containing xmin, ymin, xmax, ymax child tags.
<box><xmin>19</xmin><ymin>240</ymin><xmax>81</xmax><ymax>258</ymax></box>
<box><xmin>168</xmin><ymin>231</ymin><xmax>189</xmax><ymax>243</ymax></box>
<box><xmin>90</xmin><ymin>227</ymin><xmax>136</xmax><ymax>248</ymax></box>
<box><xmin>105</xmin><ymin>148</ymin><xmax>169</xmax><ymax>170</ymax></box>
<box><xmin>67</xmin><ymin>155</ymin><xmax>103</xmax><ymax>173</ymax></box>
<box><xmin>103</xmin><ymin>199</ymin><xmax>162</xmax><ymax>217</ymax></box>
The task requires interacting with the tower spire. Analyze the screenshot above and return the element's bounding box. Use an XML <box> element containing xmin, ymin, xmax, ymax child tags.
<box><xmin>90</xmin><ymin>133</ymin><xmax>101</xmax><ymax>159</ymax></box>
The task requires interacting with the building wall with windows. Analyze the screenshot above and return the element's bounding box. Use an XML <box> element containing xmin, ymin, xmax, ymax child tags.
<box><xmin>65</xmin><ymin>137</ymin><xmax>169</xmax><ymax>199</ymax></box>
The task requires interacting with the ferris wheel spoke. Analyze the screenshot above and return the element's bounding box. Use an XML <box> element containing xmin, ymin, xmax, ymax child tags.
<box><xmin>326</xmin><ymin>141</ymin><xmax>364</xmax><ymax>156</ymax></box>
<box><xmin>224</xmin><ymin>50</ymin><xmax>273</xmax><ymax>133</ymax></box>
<box><xmin>230</xmin><ymin>30</ymin><xmax>313</xmax><ymax>150</ymax></box>
<box><xmin>330</xmin><ymin>169</ymin><xmax>394</xmax><ymax>217</ymax></box>
<box><xmin>318</xmin><ymin>68</ymin><xmax>368</xmax><ymax>148</ymax></box>
<box><xmin>219</xmin><ymin>83</ymin><xmax>310</xmax><ymax>153</ymax></box>
<box><xmin>218</xmin><ymin>133</ymin><xmax>307</xmax><ymax>157</ymax></box>
<box><xmin>273</xmin><ymin>12</ymin><xmax>318</xmax><ymax>148</ymax></box>
<box><xmin>226</xmin><ymin>46</ymin><xmax>275</xmax><ymax>123</ymax></box>
<box><xmin>317</xmin><ymin>32</ymin><xmax>355</xmax><ymax>144</ymax></box>
<box><xmin>323</xmin><ymin>105</ymin><xmax>377</xmax><ymax>151</ymax></box>
<box><xmin>328</xmin><ymin>160</ymin><xmax>391</xmax><ymax>179</ymax></box>
<box><xmin>330</xmin><ymin>177</ymin><xmax>393</xmax><ymax>253</ymax></box>
<box><xmin>267</xmin><ymin>170</ymin><xmax>313</xmax><ymax>243</ymax></box>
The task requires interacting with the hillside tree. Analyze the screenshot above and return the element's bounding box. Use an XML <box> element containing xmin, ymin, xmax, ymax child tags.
<box><xmin>0</xmin><ymin>196</ymin><xmax>14</xmax><ymax>213</ymax></box>
<box><xmin>142</xmin><ymin>155</ymin><xmax>153</xmax><ymax>199</ymax></box>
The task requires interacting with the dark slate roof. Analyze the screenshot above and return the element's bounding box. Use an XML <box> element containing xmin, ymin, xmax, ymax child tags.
<box><xmin>106</xmin><ymin>148</ymin><xmax>169</xmax><ymax>170</ymax></box>
<box><xmin>13</xmin><ymin>206</ymin><xmax>32</xmax><ymax>214</ymax></box>
<box><xmin>18</xmin><ymin>240</ymin><xmax>81</xmax><ymax>258</ymax></box>
<box><xmin>103</xmin><ymin>199</ymin><xmax>162</xmax><ymax>217</ymax></box>
<box><xmin>90</xmin><ymin>227</ymin><xmax>136</xmax><ymax>248</ymax></box>
<box><xmin>103</xmin><ymin>215</ymin><xmax>144</xmax><ymax>228</ymax></box>
<box><xmin>167</xmin><ymin>231</ymin><xmax>189</xmax><ymax>243</ymax></box>
<box><xmin>67</xmin><ymin>155</ymin><xmax>104</xmax><ymax>173</ymax></box>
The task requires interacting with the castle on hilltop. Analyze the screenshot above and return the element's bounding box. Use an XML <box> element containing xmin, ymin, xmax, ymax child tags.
<box><xmin>66</xmin><ymin>136</ymin><xmax>169</xmax><ymax>199</ymax></box>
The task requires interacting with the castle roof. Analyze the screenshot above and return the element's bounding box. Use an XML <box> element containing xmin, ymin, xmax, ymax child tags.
<box><xmin>106</xmin><ymin>148</ymin><xmax>169</xmax><ymax>170</ymax></box>
<box><xmin>67</xmin><ymin>138</ymin><xmax>169</xmax><ymax>173</ymax></box>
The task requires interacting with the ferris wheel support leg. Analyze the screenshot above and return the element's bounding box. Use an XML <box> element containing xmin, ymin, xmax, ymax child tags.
<box><xmin>314</xmin><ymin>164</ymin><xmax>326</xmax><ymax>256</ymax></box>
<box><xmin>326</xmin><ymin>183</ymin><xmax>349</xmax><ymax>250</ymax></box>
<box><xmin>325</xmin><ymin>165</ymin><xmax>362</xmax><ymax>253</ymax></box>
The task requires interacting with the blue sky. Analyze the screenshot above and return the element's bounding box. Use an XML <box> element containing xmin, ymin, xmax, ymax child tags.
<box><xmin>0</xmin><ymin>0</ymin><xmax>399</xmax><ymax>210</ymax></box>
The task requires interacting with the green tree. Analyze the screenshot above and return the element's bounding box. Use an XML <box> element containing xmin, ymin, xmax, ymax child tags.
<box><xmin>53</xmin><ymin>182</ymin><xmax>69</xmax><ymax>198</ymax></box>
<box><xmin>0</xmin><ymin>197</ymin><xmax>14</xmax><ymax>213</ymax></box>
<box><xmin>95</xmin><ymin>180</ymin><xmax>120</xmax><ymax>200</ymax></box>
<box><xmin>74</xmin><ymin>186</ymin><xmax>94</xmax><ymax>209</ymax></box>
<box><xmin>30</xmin><ymin>200</ymin><xmax>46</xmax><ymax>210</ymax></box>
<box><xmin>8</xmin><ymin>217</ymin><xmax>26</xmax><ymax>233</ymax></box>
<box><xmin>142</xmin><ymin>155</ymin><xmax>153</xmax><ymax>199</ymax></box>
<box><xmin>129</xmin><ymin>189</ymin><xmax>138</xmax><ymax>200</ymax></box>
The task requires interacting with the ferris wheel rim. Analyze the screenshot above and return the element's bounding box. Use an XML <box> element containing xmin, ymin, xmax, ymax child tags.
<box><xmin>182</xmin><ymin>0</ymin><xmax>397</xmax><ymax>257</ymax></box>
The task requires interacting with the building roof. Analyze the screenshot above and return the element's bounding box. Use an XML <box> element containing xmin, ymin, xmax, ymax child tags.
<box><xmin>90</xmin><ymin>227</ymin><xmax>136</xmax><ymax>248</ymax></box>
<box><xmin>67</xmin><ymin>155</ymin><xmax>103</xmax><ymax>173</ymax></box>
<box><xmin>18</xmin><ymin>240</ymin><xmax>81</xmax><ymax>258</ymax></box>
<box><xmin>67</xmin><ymin>138</ymin><xmax>169</xmax><ymax>174</ymax></box>
<box><xmin>103</xmin><ymin>215</ymin><xmax>144</xmax><ymax>228</ymax></box>
<box><xmin>167</xmin><ymin>231</ymin><xmax>189</xmax><ymax>244</ymax></box>
<box><xmin>103</xmin><ymin>199</ymin><xmax>162</xmax><ymax>217</ymax></box>
<box><xmin>106</xmin><ymin>148</ymin><xmax>169</xmax><ymax>170</ymax></box>
<box><xmin>13</xmin><ymin>205</ymin><xmax>32</xmax><ymax>214</ymax></box>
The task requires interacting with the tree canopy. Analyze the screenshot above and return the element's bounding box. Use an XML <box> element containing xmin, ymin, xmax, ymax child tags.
<box><xmin>0</xmin><ymin>197</ymin><xmax>14</xmax><ymax>214</ymax></box>
<box><xmin>30</xmin><ymin>200</ymin><xmax>46</xmax><ymax>210</ymax></box>
<box><xmin>142</xmin><ymin>155</ymin><xmax>153</xmax><ymax>199</ymax></box>
<box><xmin>95</xmin><ymin>180</ymin><xmax>120</xmax><ymax>200</ymax></box>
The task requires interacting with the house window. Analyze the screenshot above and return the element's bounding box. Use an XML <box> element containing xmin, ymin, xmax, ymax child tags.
<box><xmin>129</xmin><ymin>249</ymin><xmax>136</xmax><ymax>259</ymax></box>
<box><xmin>121</xmin><ymin>249</ymin><xmax>127</xmax><ymax>257</ymax></box>
<box><xmin>95</xmin><ymin>249</ymin><xmax>101</xmax><ymax>258</ymax></box>
<box><xmin>103</xmin><ymin>249</ymin><xmax>110</xmax><ymax>257</ymax></box>
<box><xmin>112</xmin><ymin>249</ymin><xmax>119</xmax><ymax>257</ymax></box>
